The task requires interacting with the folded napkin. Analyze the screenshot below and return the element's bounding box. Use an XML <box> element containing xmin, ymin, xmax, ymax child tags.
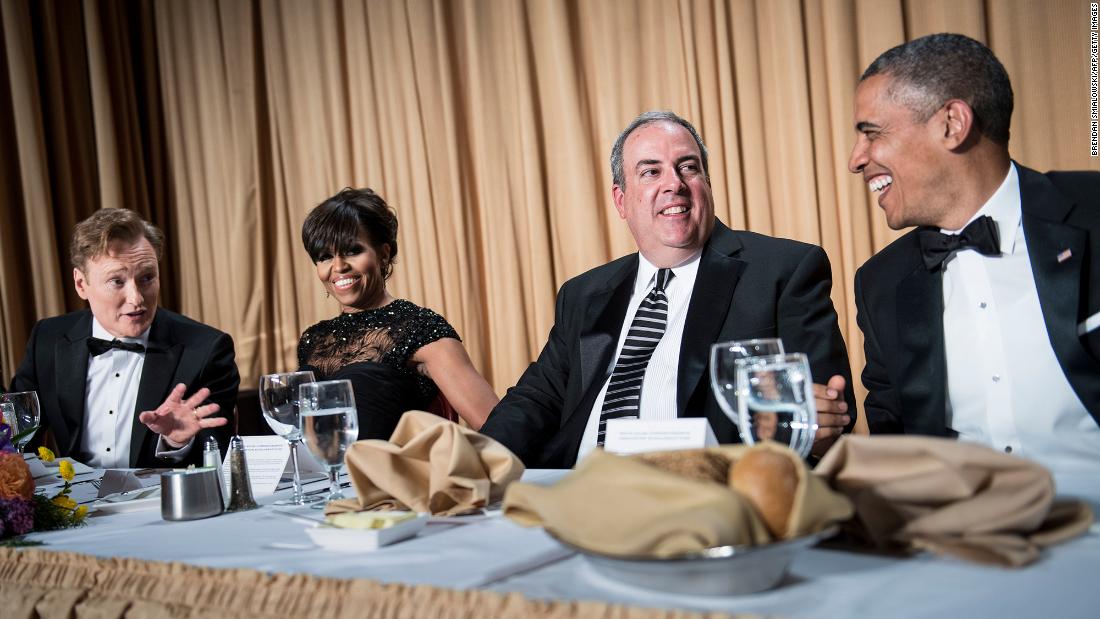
<box><xmin>814</xmin><ymin>435</ymin><xmax>1094</xmax><ymax>566</ymax></box>
<box><xmin>503</xmin><ymin>445</ymin><xmax>853</xmax><ymax>558</ymax></box>
<box><xmin>325</xmin><ymin>411</ymin><xmax>524</xmax><ymax>517</ymax></box>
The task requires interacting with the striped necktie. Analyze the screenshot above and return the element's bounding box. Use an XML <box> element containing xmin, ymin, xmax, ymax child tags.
<box><xmin>597</xmin><ymin>268</ymin><xmax>674</xmax><ymax>446</ymax></box>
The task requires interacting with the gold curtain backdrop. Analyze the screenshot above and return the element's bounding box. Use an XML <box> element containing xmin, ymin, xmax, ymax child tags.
<box><xmin>2</xmin><ymin>0</ymin><xmax>1097</xmax><ymax>433</ymax></box>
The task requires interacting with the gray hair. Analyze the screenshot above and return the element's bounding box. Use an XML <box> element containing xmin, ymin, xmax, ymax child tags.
<box><xmin>610</xmin><ymin>111</ymin><xmax>709</xmax><ymax>188</ymax></box>
<box><xmin>862</xmin><ymin>33</ymin><xmax>1013</xmax><ymax>146</ymax></box>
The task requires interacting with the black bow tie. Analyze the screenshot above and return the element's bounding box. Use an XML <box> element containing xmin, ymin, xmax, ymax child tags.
<box><xmin>87</xmin><ymin>337</ymin><xmax>146</xmax><ymax>357</ymax></box>
<box><xmin>917</xmin><ymin>215</ymin><xmax>1001</xmax><ymax>271</ymax></box>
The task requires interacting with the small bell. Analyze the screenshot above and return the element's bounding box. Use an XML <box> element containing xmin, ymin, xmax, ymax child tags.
<box><xmin>225</xmin><ymin>436</ymin><xmax>258</xmax><ymax>512</ymax></box>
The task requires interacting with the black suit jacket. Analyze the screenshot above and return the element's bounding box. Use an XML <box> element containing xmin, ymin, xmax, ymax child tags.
<box><xmin>854</xmin><ymin>164</ymin><xmax>1100</xmax><ymax>435</ymax></box>
<box><xmin>481</xmin><ymin>220</ymin><xmax>856</xmax><ymax>468</ymax></box>
<box><xmin>10</xmin><ymin>308</ymin><xmax>239</xmax><ymax>467</ymax></box>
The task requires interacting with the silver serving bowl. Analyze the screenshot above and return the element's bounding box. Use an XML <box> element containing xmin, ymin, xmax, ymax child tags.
<box><xmin>555</xmin><ymin>526</ymin><xmax>838</xmax><ymax>596</ymax></box>
<box><xmin>161</xmin><ymin>468</ymin><xmax>224</xmax><ymax>521</ymax></box>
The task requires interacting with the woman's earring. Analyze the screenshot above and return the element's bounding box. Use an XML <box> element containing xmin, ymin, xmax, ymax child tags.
<box><xmin>324</xmin><ymin>288</ymin><xmax>330</xmax><ymax>298</ymax></box>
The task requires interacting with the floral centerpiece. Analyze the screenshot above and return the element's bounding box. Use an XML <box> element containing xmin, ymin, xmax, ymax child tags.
<box><xmin>0</xmin><ymin>421</ymin><xmax>88</xmax><ymax>545</ymax></box>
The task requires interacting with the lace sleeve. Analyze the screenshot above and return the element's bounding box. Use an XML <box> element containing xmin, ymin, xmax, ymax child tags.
<box><xmin>297</xmin><ymin>323</ymin><xmax>320</xmax><ymax>369</ymax></box>
<box><xmin>384</xmin><ymin>305</ymin><xmax>460</xmax><ymax>367</ymax></box>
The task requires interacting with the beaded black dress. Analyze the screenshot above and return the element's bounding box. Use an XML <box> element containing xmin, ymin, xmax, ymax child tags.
<box><xmin>297</xmin><ymin>299</ymin><xmax>460</xmax><ymax>440</ymax></box>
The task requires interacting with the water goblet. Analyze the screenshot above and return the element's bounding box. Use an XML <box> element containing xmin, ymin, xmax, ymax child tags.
<box><xmin>1</xmin><ymin>391</ymin><xmax>41</xmax><ymax>452</ymax></box>
<box><xmin>298</xmin><ymin>380</ymin><xmax>359</xmax><ymax>509</ymax></box>
<box><xmin>734</xmin><ymin>353</ymin><xmax>818</xmax><ymax>457</ymax></box>
<box><xmin>259</xmin><ymin>371</ymin><xmax>322</xmax><ymax>505</ymax></box>
<box><xmin>709</xmin><ymin>338</ymin><xmax>784</xmax><ymax>426</ymax></box>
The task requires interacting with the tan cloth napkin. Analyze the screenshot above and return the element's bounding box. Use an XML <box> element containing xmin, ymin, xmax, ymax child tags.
<box><xmin>503</xmin><ymin>446</ymin><xmax>853</xmax><ymax>558</ymax></box>
<box><xmin>814</xmin><ymin>435</ymin><xmax>1094</xmax><ymax>566</ymax></box>
<box><xmin>325</xmin><ymin>410</ymin><xmax>525</xmax><ymax>517</ymax></box>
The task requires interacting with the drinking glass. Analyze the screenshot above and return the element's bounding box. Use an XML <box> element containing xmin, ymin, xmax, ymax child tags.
<box><xmin>298</xmin><ymin>380</ymin><xmax>359</xmax><ymax>509</ymax></box>
<box><xmin>259</xmin><ymin>371</ymin><xmax>322</xmax><ymax>505</ymax></box>
<box><xmin>734</xmin><ymin>353</ymin><xmax>818</xmax><ymax>457</ymax></box>
<box><xmin>709</xmin><ymin>338</ymin><xmax>784</xmax><ymax>426</ymax></box>
<box><xmin>1</xmin><ymin>391</ymin><xmax>41</xmax><ymax>452</ymax></box>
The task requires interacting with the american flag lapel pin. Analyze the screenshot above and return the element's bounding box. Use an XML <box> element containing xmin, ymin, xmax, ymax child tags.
<box><xmin>1056</xmin><ymin>249</ymin><xmax>1072</xmax><ymax>263</ymax></box>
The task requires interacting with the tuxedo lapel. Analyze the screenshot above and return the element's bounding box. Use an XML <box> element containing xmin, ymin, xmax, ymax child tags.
<box><xmin>55</xmin><ymin>314</ymin><xmax>92</xmax><ymax>455</ymax></box>
<box><xmin>566</xmin><ymin>260</ymin><xmax>636</xmax><ymax>428</ymax></box>
<box><xmin>895</xmin><ymin>257</ymin><xmax>949</xmax><ymax>435</ymax></box>
<box><xmin>131</xmin><ymin>313</ymin><xmax>183</xmax><ymax>465</ymax></box>
<box><xmin>677</xmin><ymin>224</ymin><xmax>744</xmax><ymax>415</ymax></box>
<box><xmin>1019</xmin><ymin>167</ymin><xmax>1100</xmax><ymax>423</ymax></box>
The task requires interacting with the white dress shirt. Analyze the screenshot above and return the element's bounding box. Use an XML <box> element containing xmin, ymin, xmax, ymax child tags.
<box><xmin>81</xmin><ymin>318</ymin><xmax>190</xmax><ymax>468</ymax></box>
<box><xmin>942</xmin><ymin>163</ymin><xmax>1100</xmax><ymax>473</ymax></box>
<box><xmin>576</xmin><ymin>252</ymin><xmax>701</xmax><ymax>462</ymax></box>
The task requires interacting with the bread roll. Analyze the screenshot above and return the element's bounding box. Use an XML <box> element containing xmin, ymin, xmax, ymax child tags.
<box><xmin>729</xmin><ymin>448</ymin><xmax>799</xmax><ymax>538</ymax></box>
<box><xmin>636</xmin><ymin>449</ymin><xmax>731</xmax><ymax>485</ymax></box>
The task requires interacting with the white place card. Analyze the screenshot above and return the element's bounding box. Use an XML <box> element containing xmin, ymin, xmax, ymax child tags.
<box><xmin>603</xmin><ymin>418</ymin><xmax>718</xmax><ymax>455</ymax></box>
<box><xmin>220</xmin><ymin>436</ymin><xmax>290</xmax><ymax>498</ymax></box>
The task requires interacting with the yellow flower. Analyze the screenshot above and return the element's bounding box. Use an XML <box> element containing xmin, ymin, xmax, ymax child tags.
<box><xmin>74</xmin><ymin>505</ymin><xmax>89</xmax><ymax>520</ymax></box>
<box><xmin>37</xmin><ymin>446</ymin><xmax>55</xmax><ymax>462</ymax></box>
<box><xmin>53</xmin><ymin>494</ymin><xmax>77</xmax><ymax>510</ymax></box>
<box><xmin>59</xmin><ymin>459</ymin><xmax>75</xmax><ymax>481</ymax></box>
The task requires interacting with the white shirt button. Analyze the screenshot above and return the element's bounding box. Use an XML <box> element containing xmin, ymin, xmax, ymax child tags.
<box><xmin>1004</xmin><ymin>446</ymin><xmax>1013</xmax><ymax>453</ymax></box>
<box><xmin>979</xmin><ymin>301</ymin><xmax>987</xmax><ymax>309</ymax></box>
<box><xmin>992</xmin><ymin>374</ymin><xmax>1001</xmax><ymax>382</ymax></box>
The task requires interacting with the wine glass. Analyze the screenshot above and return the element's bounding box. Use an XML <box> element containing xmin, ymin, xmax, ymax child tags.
<box><xmin>298</xmin><ymin>380</ymin><xmax>359</xmax><ymax>509</ymax></box>
<box><xmin>734</xmin><ymin>353</ymin><xmax>818</xmax><ymax>457</ymax></box>
<box><xmin>1</xmin><ymin>391</ymin><xmax>41</xmax><ymax>453</ymax></box>
<box><xmin>259</xmin><ymin>371</ymin><xmax>322</xmax><ymax>505</ymax></box>
<box><xmin>709</xmin><ymin>338</ymin><xmax>784</xmax><ymax>426</ymax></box>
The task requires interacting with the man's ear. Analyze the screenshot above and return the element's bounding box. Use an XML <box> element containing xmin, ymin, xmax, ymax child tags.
<box><xmin>941</xmin><ymin>99</ymin><xmax>975</xmax><ymax>149</ymax></box>
<box><xmin>612</xmin><ymin>184</ymin><xmax>627</xmax><ymax>219</ymax></box>
<box><xmin>73</xmin><ymin>267</ymin><xmax>89</xmax><ymax>300</ymax></box>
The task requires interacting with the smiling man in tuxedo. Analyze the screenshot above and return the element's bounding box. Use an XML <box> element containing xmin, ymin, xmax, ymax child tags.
<box><xmin>480</xmin><ymin>111</ymin><xmax>856</xmax><ymax>468</ymax></box>
<box><xmin>847</xmin><ymin>34</ymin><xmax>1100</xmax><ymax>472</ymax></box>
<box><xmin>10</xmin><ymin>208</ymin><xmax>239</xmax><ymax>467</ymax></box>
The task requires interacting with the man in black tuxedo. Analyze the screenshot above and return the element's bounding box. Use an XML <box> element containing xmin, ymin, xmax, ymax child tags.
<box><xmin>10</xmin><ymin>208</ymin><xmax>238</xmax><ymax>468</ymax></box>
<box><xmin>847</xmin><ymin>34</ymin><xmax>1100</xmax><ymax>472</ymax></box>
<box><xmin>481</xmin><ymin>111</ymin><xmax>856</xmax><ymax>468</ymax></box>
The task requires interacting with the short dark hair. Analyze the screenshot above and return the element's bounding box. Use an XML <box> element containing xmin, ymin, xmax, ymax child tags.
<box><xmin>301</xmin><ymin>188</ymin><xmax>399</xmax><ymax>280</ymax></box>
<box><xmin>610</xmin><ymin>110</ymin><xmax>709</xmax><ymax>188</ymax></box>
<box><xmin>70</xmin><ymin>208</ymin><xmax>165</xmax><ymax>271</ymax></box>
<box><xmin>861</xmin><ymin>33</ymin><xmax>1013</xmax><ymax>145</ymax></box>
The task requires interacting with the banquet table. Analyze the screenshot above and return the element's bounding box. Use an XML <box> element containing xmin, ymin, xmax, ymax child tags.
<box><xmin>9</xmin><ymin>466</ymin><xmax>1100</xmax><ymax>619</ymax></box>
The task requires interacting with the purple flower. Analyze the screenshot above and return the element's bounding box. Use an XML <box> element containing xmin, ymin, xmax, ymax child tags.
<box><xmin>0</xmin><ymin>497</ymin><xmax>34</xmax><ymax>535</ymax></box>
<box><xmin>0</xmin><ymin>422</ymin><xmax>14</xmax><ymax>453</ymax></box>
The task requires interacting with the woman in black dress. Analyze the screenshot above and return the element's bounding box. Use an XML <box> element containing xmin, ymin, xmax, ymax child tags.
<box><xmin>298</xmin><ymin>188</ymin><xmax>498</xmax><ymax>439</ymax></box>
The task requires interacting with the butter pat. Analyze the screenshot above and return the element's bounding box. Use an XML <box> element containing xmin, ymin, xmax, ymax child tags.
<box><xmin>326</xmin><ymin>511</ymin><xmax>418</xmax><ymax>530</ymax></box>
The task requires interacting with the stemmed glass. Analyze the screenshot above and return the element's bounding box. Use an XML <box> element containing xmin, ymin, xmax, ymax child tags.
<box><xmin>1</xmin><ymin>391</ymin><xmax>41</xmax><ymax>453</ymax></box>
<box><xmin>734</xmin><ymin>353</ymin><xmax>818</xmax><ymax>457</ymax></box>
<box><xmin>298</xmin><ymin>380</ymin><xmax>359</xmax><ymax>509</ymax></box>
<box><xmin>709</xmin><ymin>338</ymin><xmax>784</xmax><ymax>427</ymax></box>
<box><xmin>259</xmin><ymin>371</ymin><xmax>322</xmax><ymax>505</ymax></box>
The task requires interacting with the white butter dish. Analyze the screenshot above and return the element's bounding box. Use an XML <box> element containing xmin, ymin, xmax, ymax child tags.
<box><xmin>305</xmin><ymin>512</ymin><xmax>428</xmax><ymax>551</ymax></box>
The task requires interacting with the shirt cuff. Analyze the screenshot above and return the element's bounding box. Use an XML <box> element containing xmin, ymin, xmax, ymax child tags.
<box><xmin>155</xmin><ymin>435</ymin><xmax>194</xmax><ymax>461</ymax></box>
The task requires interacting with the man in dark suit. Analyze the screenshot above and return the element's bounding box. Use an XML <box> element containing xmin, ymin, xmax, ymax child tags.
<box><xmin>481</xmin><ymin>111</ymin><xmax>856</xmax><ymax>468</ymax></box>
<box><xmin>10</xmin><ymin>208</ymin><xmax>238</xmax><ymax>468</ymax></box>
<box><xmin>847</xmin><ymin>34</ymin><xmax>1100</xmax><ymax>472</ymax></box>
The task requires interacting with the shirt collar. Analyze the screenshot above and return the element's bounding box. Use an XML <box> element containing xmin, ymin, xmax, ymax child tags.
<box><xmin>91</xmin><ymin>316</ymin><xmax>151</xmax><ymax>348</ymax></box>
<box><xmin>941</xmin><ymin>162</ymin><xmax>1021</xmax><ymax>255</ymax></box>
<box><xmin>636</xmin><ymin>250</ymin><xmax>702</xmax><ymax>296</ymax></box>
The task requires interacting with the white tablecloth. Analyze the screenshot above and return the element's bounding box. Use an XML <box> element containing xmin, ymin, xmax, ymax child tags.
<box><xmin>25</xmin><ymin>468</ymin><xmax>1100</xmax><ymax>618</ymax></box>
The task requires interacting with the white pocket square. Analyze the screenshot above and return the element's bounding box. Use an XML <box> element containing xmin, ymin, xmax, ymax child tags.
<box><xmin>1079</xmin><ymin>310</ymin><xmax>1100</xmax><ymax>336</ymax></box>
